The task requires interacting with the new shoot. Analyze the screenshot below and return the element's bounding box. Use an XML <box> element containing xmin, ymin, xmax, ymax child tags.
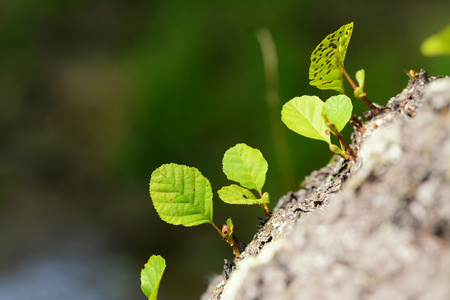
<box><xmin>282</xmin><ymin>95</ymin><xmax>356</xmax><ymax>160</ymax></box>
<box><xmin>309</xmin><ymin>22</ymin><xmax>382</xmax><ymax>115</ymax></box>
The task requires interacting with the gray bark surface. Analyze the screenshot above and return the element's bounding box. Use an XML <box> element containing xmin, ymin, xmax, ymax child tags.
<box><xmin>202</xmin><ymin>70</ymin><xmax>450</xmax><ymax>300</ymax></box>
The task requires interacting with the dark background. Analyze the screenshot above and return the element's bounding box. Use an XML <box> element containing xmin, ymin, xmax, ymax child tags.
<box><xmin>1</xmin><ymin>1</ymin><xmax>449</xmax><ymax>299</ymax></box>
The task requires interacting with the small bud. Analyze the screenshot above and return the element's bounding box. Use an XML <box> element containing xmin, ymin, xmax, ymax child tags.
<box><xmin>222</xmin><ymin>225</ymin><xmax>231</xmax><ymax>237</ymax></box>
<box><xmin>262</xmin><ymin>192</ymin><xmax>270</xmax><ymax>203</ymax></box>
<box><xmin>409</xmin><ymin>69</ymin><xmax>418</xmax><ymax>79</ymax></box>
<box><xmin>329</xmin><ymin>144</ymin><xmax>340</xmax><ymax>154</ymax></box>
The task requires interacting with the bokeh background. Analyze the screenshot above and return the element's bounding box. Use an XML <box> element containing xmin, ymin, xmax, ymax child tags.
<box><xmin>1</xmin><ymin>1</ymin><xmax>449</xmax><ymax>299</ymax></box>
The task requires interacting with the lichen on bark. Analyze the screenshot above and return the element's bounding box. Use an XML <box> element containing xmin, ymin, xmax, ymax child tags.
<box><xmin>203</xmin><ymin>70</ymin><xmax>450</xmax><ymax>300</ymax></box>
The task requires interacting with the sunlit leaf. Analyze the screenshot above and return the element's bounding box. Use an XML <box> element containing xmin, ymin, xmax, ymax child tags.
<box><xmin>354</xmin><ymin>69</ymin><xmax>365</xmax><ymax>99</ymax></box>
<box><xmin>281</xmin><ymin>96</ymin><xmax>331</xmax><ymax>144</ymax></box>
<box><xmin>261</xmin><ymin>192</ymin><xmax>270</xmax><ymax>204</ymax></box>
<box><xmin>309</xmin><ymin>22</ymin><xmax>354</xmax><ymax>93</ymax></box>
<box><xmin>222</xmin><ymin>143</ymin><xmax>268</xmax><ymax>193</ymax></box>
<box><xmin>322</xmin><ymin>95</ymin><xmax>353</xmax><ymax>132</ymax></box>
<box><xmin>218</xmin><ymin>184</ymin><xmax>269</xmax><ymax>205</ymax></box>
<box><xmin>149</xmin><ymin>163</ymin><xmax>214</xmax><ymax>227</ymax></box>
<box><xmin>355</xmin><ymin>69</ymin><xmax>365</xmax><ymax>90</ymax></box>
<box><xmin>141</xmin><ymin>255</ymin><xmax>166</xmax><ymax>300</ymax></box>
<box><xmin>421</xmin><ymin>24</ymin><xmax>450</xmax><ymax>56</ymax></box>
<box><xmin>226</xmin><ymin>218</ymin><xmax>234</xmax><ymax>233</ymax></box>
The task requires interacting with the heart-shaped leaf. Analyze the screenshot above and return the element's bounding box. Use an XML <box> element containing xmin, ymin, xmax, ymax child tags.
<box><xmin>309</xmin><ymin>22</ymin><xmax>354</xmax><ymax>93</ymax></box>
<box><xmin>322</xmin><ymin>95</ymin><xmax>353</xmax><ymax>132</ymax></box>
<box><xmin>141</xmin><ymin>255</ymin><xmax>166</xmax><ymax>300</ymax></box>
<box><xmin>149</xmin><ymin>163</ymin><xmax>214</xmax><ymax>227</ymax></box>
<box><xmin>222</xmin><ymin>143</ymin><xmax>268</xmax><ymax>193</ymax></box>
<box><xmin>281</xmin><ymin>96</ymin><xmax>331</xmax><ymax>144</ymax></box>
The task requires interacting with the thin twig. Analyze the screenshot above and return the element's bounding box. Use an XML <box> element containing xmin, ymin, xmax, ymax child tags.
<box><xmin>350</xmin><ymin>114</ymin><xmax>366</xmax><ymax>133</ymax></box>
<box><xmin>340</xmin><ymin>63</ymin><xmax>382</xmax><ymax>115</ymax></box>
<box><xmin>322</xmin><ymin>114</ymin><xmax>357</xmax><ymax>160</ymax></box>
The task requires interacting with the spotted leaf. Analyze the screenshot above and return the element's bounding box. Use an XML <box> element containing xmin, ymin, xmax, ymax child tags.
<box><xmin>309</xmin><ymin>22</ymin><xmax>354</xmax><ymax>93</ymax></box>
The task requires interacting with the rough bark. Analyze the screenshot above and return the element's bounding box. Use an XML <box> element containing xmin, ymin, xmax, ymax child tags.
<box><xmin>202</xmin><ymin>70</ymin><xmax>450</xmax><ymax>300</ymax></box>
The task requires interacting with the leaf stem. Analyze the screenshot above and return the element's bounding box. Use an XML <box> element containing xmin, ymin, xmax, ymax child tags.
<box><xmin>359</xmin><ymin>94</ymin><xmax>382</xmax><ymax>116</ymax></box>
<box><xmin>339</xmin><ymin>64</ymin><xmax>382</xmax><ymax>116</ymax></box>
<box><xmin>335</xmin><ymin>131</ymin><xmax>357</xmax><ymax>160</ymax></box>
<box><xmin>212</xmin><ymin>223</ymin><xmax>241</xmax><ymax>258</ymax></box>
<box><xmin>261</xmin><ymin>204</ymin><xmax>272</xmax><ymax>217</ymax></box>
<box><xmin>228</xmin><ymin>238</ymin><xmax>242</xmax><ymax>258</ymax></box>
<box><xmin>212</xmin><ymin>222</ymin><xmax>224</xmax><ymax>237</ymax></box>
<box><xmin>342</xmin><ymin>66</ymin><xmax>358</xmax><ymax>91</ymax></box>
<box><xmin>322</xmin><ymin>114</ymin><xmax>357</xmax><ymax>160</ymax></box>
<box><xmin>258</xmin><ymin>191</ymin><xmax>271</xmax><ymax>216</ymax></box>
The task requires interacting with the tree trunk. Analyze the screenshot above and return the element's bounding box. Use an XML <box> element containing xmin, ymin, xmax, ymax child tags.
<box><xmin>202</xmin><ymin>70</ymin><xmax>450</xmax><ymax>300</ymax></box>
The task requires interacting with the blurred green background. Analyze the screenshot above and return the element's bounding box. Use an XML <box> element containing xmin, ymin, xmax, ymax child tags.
<box><xmin>0</xmin><ymin>1</ymin><xmax>449</xmax><ymax>299</ymax></box>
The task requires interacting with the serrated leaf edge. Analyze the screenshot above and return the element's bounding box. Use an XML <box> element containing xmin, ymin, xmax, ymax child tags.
<box><xmin>149</xmin><ymin>163</ymin><xmax>214</xmax><ymax>227</ymax></box>
<box><xmin>222</xmin><ymin>143</ymin><xmax>268</xmax><ymax>193</ymax></box>
<box><xmin>218</xmin><ymin>184</ymin><xmax>269</xmax><ymax>205</ymax></box>
<box><xmin>141</xmin><ymin>255</ymin><xmax>166</xmax><ymax>300</ymax></box>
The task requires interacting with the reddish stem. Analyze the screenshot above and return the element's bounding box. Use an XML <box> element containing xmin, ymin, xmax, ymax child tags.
<box><xmin>213</xmin><ymin>223</ymin><xmax>241</xmax><ymax>258</ymax></box>
<box><xmin>342</xmin><ymin>67</ymin><xmax>358</xmax><ymax>90</ymax></box>
<box><xmin>262</xmin><ymin>204</ymin><xmax>272</xmax><ymax>217</ymax></box>
<box><xmin>259</xmin><ymin>192</ymin><xmax>271</xmax><ymax>216</ymax></box>
<box><xmin>350</xmin><ymin>114</ymin><xmax>366</xmax><ymax>134</ymax></box>
<box><xmin>336</xmin><ymin>132</ymin><xmax>357</xmax><ymax>160</ymax></box>
<box><xmin>340</xmin><ymin>64</ymin><xmax>382</xmax><ymax>116</ymax></box>
<box><xmin>323</xmin><ymin>114</ymin><xmax>357</xmax><ymax>160</ymax></box>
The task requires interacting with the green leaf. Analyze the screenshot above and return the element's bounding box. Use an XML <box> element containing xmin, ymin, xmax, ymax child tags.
<box><xmin>322</xmin><ymin>95</ymin><xmax>353</xmax><ymax>132</ymax></box>
<box><xmin>141</xmin><ymin>255</ymin><xmax>166</xmax><ymax>300</ymax></box>
<box><xmin>354</xmin><ymin>69</ymin><xmax>365</xmax><ymax>99</ymax></box>
<box><xmin>261</xmin><ymin>192</ymin><xmax>270</xmax><ymax>204</ymax></box>
<box><xmin>421</xmin><ymin>24</ymin><xmax>450</xmax><ymax>56</ymax></box>
<box><xmin>355</xmin><ymin>69</ymin><xmax>365</xmax><ymax>90</ymax></box>
<box><xmin>309</xmin><ymin>22</ymin><xmax>354</xmax><ymax>93</ymax></box>
<box><xmin>226</xmin><ymin>218</ymin><xmax>234</xmax><ymax>233</ymax></box>
<box><xmin>218</xmin><ymin>184</ymin><xmax>269</xmax><ymax>205</ymax></box>
<box><xmin>149</xmin><ymin>163</ymin><xmax>214</xmax><ymax>227</ymax></box>
<box><xmin>281</xmin><ymin>96</ymin><xmax>331</xmax><ymax>144</ymax></box>
<box><xmin>222</xmin><ymin>143</ymin><xmax>268</xmax><ymax>193</ymax></box>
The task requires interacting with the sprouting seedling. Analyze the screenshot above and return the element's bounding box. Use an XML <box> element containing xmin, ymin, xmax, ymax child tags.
<box><xmin>149</xmin><ymin>163</ymin><xmax>242</xmax><ymax>257</ymax></box>
<box><xmin>309</xmin><ymin>22</ymin><xmax>382</xmax><ymax>115</ymax></box>
<box><xmin>321</xmin><ymin>95</ymin><xmax>357</xmax><ymax>159</ymax></box>
<box><xmin>141</xmin><ymin>255</ymin><xmax>166</xmax><ymax>300</ymax></box>
<box><xmin>281</xmin><ymin>95</ymin><xmax>356</xmax><ymax>160</ymax></box>
<box><xmin>218</xmin><ymin>143</ymin><xmax>271</xmax><ymax>216</ymax></box>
